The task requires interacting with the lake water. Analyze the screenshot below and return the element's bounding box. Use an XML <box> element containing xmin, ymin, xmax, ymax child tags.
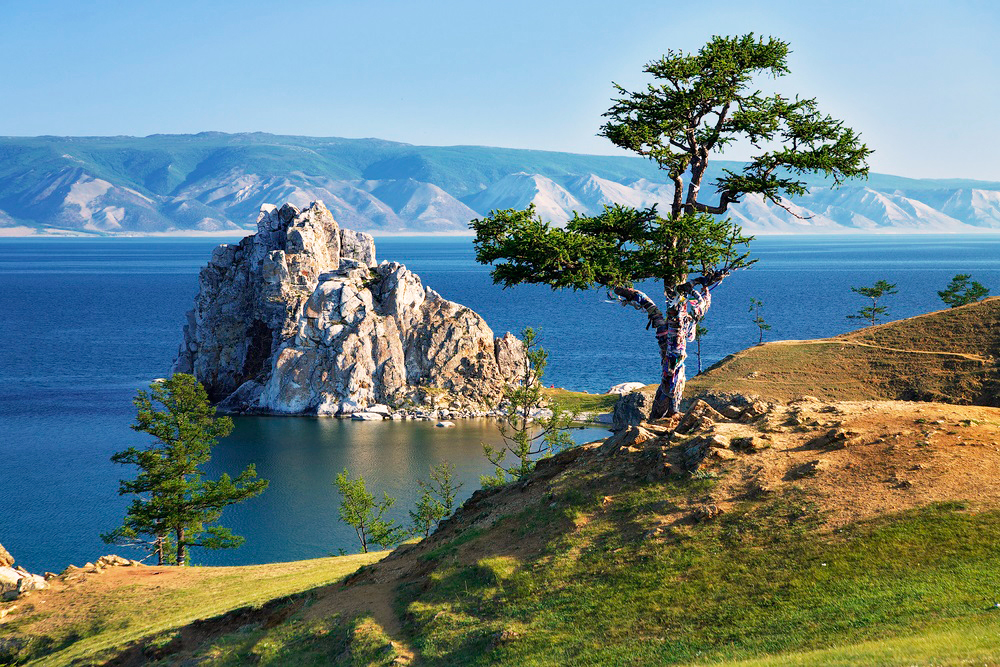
<box><xmin>2</xmin><ymin>235</ymin><xmax>999</xmax><ymax>572</ymax></box>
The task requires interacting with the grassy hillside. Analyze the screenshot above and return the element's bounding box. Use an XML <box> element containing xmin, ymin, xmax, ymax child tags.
<box><xmin>542</xmin><ymin>387</ymin><xmax>618</xmax><ymax>415</ymax></box>
<box><xmin>0</xmin><ymin>553</ymin><xmax>386</xmax><ymax>666</ymax></box>
<box><xmin>686</xmin><ymin>297</ymin><xmax>1000</xmax><ymax>407</ymax></box>
<box><xmin>14</xmin><ymin>396</ymin><xmax>992</xmax><ymax>666</ymax></box>
<box><xmin>7</xmin><ymin>301</ymin><xmax>1000</xmax><ymax>666</ymax></box>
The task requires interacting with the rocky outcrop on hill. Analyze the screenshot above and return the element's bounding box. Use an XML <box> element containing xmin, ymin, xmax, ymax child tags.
<box><xmin>612</xmin><ymin>386</ymin><xmax>657</xmax><ymax>431</ymax></box>
<box><xmin>173</xmin><ymin>201</ymin><xmax>525</xmax><ymax>416</ymax></box>
<box><xmin>0</xmin><ymin>544</ymin><xmax>47</xmax><ymax>601</ymax></box>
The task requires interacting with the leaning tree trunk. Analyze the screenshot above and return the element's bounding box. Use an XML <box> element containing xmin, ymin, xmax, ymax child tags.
<box><xmin>611</xmin><ymin>287</ymin><xmax>680</xmax><ymax>418</ymax></box>
<box><xmin>176</xmin><ymin>527</ymin><xmax>186</xmax><ymax>566</ymax></box>
<box><xmin>650</xmin><ymin>303</ymin><xmax>688</xmax><ymax>418</ymax></box>
<box><xmin>612</xmin><ymin>281</ymin><xmax>717</xmax><ymax>421</ymax></box>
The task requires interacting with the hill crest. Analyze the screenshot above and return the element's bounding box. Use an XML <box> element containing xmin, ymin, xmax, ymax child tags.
<box><xmin>686</xmin><ymin>296</ymin><xmax>1000</xmax><ymax>407</ymax></box>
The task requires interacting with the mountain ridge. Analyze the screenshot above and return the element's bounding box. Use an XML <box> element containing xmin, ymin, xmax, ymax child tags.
<box><xmin>2</xmin><ymin>132</ymin><xmax>1000</xmax><ymax>235</ymax></box>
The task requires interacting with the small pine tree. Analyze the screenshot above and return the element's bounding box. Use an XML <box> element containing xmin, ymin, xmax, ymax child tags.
<box><xmin>748</xmin><ymin>298</ymin><xmax>771</xmax><ymax>345</ymax></box>
<box><xmin>409</xmin><ymin>462</ymin><xmax>462</xmax><ymax>538</ymax></box>
<box><xmin>694</xmin><ymin>323</ymin><xmax>708</xmax><ymax>375</ymax></box>
<box><xmin>335</xmin><ymin>469</ymin><xmax>406</xmax><ymax>553</ymax></box>
<box><xmin>481</xmin><ymin>327</ymin><xmax>573</xmax><ymax>488</ymax></box>
<box><xmin>848</xmin><ymin>280</ymin><xmax>898</xmax><ymax>327</ymax></box>
<box><xmin>103</xmin><ymin>374</ymin><xmax>269</xmax><ymax>566</ymax></box>
<box><xmin>938</xmin><ymin>274</ymin><xmax>989</xmax><ymax>308</ymax></box>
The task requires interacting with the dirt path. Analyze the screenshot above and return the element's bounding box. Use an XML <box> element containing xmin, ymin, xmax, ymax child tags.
<box><xmin>762</xmin><ymin>337</ymin><xmax>991</xmax><ymax>362</ymax></box>
<box><xmin>304</xmin><ymin>579</ymin><xmax>418</xmax><ymax>663</ymax></box>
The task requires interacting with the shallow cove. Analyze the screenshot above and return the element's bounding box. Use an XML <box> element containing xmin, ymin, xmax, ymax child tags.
<box><xmin>201</xmin><ymin>417</ymin><xmax>609</xmax><ymax>566</ymax></box>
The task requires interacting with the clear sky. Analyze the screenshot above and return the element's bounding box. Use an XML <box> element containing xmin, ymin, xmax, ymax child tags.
<box><xmin>1</xmin><ymin>0</ymin><xmax>997</xmax><ymax>180</ymax></box>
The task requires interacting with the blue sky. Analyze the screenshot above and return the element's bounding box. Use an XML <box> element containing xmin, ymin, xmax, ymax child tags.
<box><xmin>1</xmin><ymin>0</ymin><xmax>997</xmax><ymax>179</ymax></box>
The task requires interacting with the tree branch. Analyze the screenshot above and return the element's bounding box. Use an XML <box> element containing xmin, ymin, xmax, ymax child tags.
<box><xmin>688</xmin><ymin>190</ymin><xmax>735</xmax><ymax>215</ymax></box>
<box><xmin>765</xmin><ymin>193</ymin><xmax>814</xmax><ymax>220</ymax></box>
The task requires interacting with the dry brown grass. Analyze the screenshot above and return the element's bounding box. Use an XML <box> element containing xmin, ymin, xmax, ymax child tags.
<box><xmin>685</xmin><ymin>297</ymin><xmax>1000</xmax><ymax>406</ymax></box>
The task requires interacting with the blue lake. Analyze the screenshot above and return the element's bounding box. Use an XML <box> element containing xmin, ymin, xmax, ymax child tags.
<box><xmin>1</xmin><ymin>234</ymin><xmax>999</xmax><ymax>572</ymax></box>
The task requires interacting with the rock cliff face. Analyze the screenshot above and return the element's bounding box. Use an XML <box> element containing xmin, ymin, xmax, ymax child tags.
<box><xmin>173</xmin><ymin>201</ymin><xmax>525</xmax><ymax>416</ymax></box>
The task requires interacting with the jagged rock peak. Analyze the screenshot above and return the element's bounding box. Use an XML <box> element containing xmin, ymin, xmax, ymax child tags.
<box><xmin>173</xmin><ymin>201</ymin><xmax>524</xmax><ymax>417</ymax></box>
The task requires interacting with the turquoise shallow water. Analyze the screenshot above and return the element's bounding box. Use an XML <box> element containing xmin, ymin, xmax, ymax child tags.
<box><xmin>1</xmin><ymin>235</ymin><xmax>999</xmax><ymax>571</ymax></box>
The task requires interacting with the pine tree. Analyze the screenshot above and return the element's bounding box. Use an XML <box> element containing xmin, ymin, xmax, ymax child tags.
<box><xmin>103</xmin><ymin>374</ymin><xmax>268</xmax><ymax>566</ymax></box>
<box><xmin>481</xmin><ymin>327</ymin><xmax>573</xmax><ymax>488</ymax></box>
<box><xmin>409</xmin><ymin>462</ymin><xmax>462</xmax><ymax>538</ymax></box>
<box><xmin>472</xmin><ymin>34</ymin><xmax>870</xmax><ymax>419</ymax></box>
<box><xmin>848</xmin><ymin>280</ymin><xmax>898</xmax><ymax>327</ymax></box>
<box><xmin>335</xmin><ymin>470</ymin><xmax>406</xmax><ymax>553</ymax></box>
<box><xmin>749</xmin><ymin>298</ymin><xmax>771</xmax><ymax>345</ymax></box>
<box><xmin>938</xmin><ymin>274</ymin><xmax>990</xmax><ymax>308</ymax></box>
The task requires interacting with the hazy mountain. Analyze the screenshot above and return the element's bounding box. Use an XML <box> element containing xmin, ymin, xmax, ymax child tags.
<box><xmin>1</xmin><ymin>132</ymin><xmax>999</xmax><ymax>235</ymax></box>
<box><xmin>463</xmin><ymin>172</ymin><xmax>584</xmax><ymax>223</ymax></box>
<box><xmin>357</xmin><ymin>179</ymin><xmax>479</xmax><ymax>231</ymax></box>
<box><xmin>796</xmin><ymin>187</ymin><xmax>980</xmax><ymax>231</ymax></box>
<box><xmin>903</xmin><ymin>189</ymin><xmax>1000</xmax><ymax>228</ymax></box>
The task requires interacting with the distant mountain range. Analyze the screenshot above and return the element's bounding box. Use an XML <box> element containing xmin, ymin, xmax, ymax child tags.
<box><xmin>2</xmin><ymin>132</ymin><xmax>1000</xmax><ymax>235</ymax></box>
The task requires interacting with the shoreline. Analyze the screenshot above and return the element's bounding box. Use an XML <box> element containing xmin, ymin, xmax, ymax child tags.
<box><xmin>6</xmin><ymin>228</ymin><xmax>1000</xmax><ymax>239</ymax></box>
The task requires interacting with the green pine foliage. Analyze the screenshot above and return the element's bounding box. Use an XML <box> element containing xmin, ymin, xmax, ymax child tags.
<box><xmin>749</xmin><ymin>297</ymin><xmax>771</xmax><ymax>345</ymax></box>
<box><xmin>472</xmin><ymin>34</ymin><xmax>870</xmax><ymax>419</ymax></box>
<box><xmin>938</xmin><ymin>274</ymin><xmax>990</xmax><ymax>307</ymax></box>
<box><xmin>848</xmin><ymin>280</ymin><xmax>898</xmax><ymax>327</ymax></box>
<box><xmin>601</xmin><ymin>34</ymin><xmax>871</xmax><ymax>211</ymax></box>
<box><xmin>335</xmin><ymin>470</ymin><xmax>407</xmax><ymax>553</ymax></box>
<box><xmin>410</xmin><ymin>462</ymin><xmax>463</xmax><ymax>539</ymax></box>
<box><xmin>694</xmin><ymin>322</ymin><xmax>709</xmax><ymax>375</ymax></box>
<box><xmin>473</xmin><ymin>205</ymin><xmax>754</xmax><ymax>291</ymax></box>
<box><xmin>481</xmin><ymin>328</ymin><xmax>574</xmax><ymax>488</ymax></box>
<box><xmin>102</xmin><ymin>374</ymin><xmax>269</xmax><ymax>566</ymax></box>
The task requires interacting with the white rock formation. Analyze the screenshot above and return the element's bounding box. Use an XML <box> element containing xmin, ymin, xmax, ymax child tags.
<box><xmin>0</xmin><ymin>544</ymin><xmax>47</xmax><ymax>601</ymax></box>
<box><xmin>351</xmin><ymin>412</ymin><xmax>385</xmax><ymax>421</ymax></box>
<box><xmin>173</xmin><ymin>201</ymin><xmax>525</xmax><ymax>416</ymax></box>
<box><xmin>608</xmin><ymin>382</ymin><xmax>646</xmax><ymax>395</ymax></box>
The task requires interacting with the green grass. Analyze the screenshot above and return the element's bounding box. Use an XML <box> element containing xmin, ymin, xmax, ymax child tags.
<box><xmin>398</xmin><ymin>481</ymin><xmax>1000</xmax><ymax>666</ymax></box>
<box><xmin>13</xmin><ymin>433</ymin><xmax>1000</xmax><ymax>666</ymax></box>
<box><xmin>543</xmin><ymin>388</ymin><xmax>619</xmax><ymax>416</ymax></box>
<box><xmin>693</xmin><ymin>614</ymin><xmax>1000</xmax><ymax>667</ymax></box>
<box><xmin>13</xmin><ymin>478</ymin><xmax>1000</xmax><ymax>666</ymax></box>
<box><xmin>169</xmin><ymin>612</ymin><xmax>402</xmax><ymax>667</ymax></box>
<box><xmin>9</xmin><ymin>552</ymin><xmax>387</xmax><ymax>667</ymax></box>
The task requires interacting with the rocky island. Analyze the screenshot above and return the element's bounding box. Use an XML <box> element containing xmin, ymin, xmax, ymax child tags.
<box><xmin>173</xmin><ymin>201</ymin><xmax>525</xmax><ymax>418</ymax></box>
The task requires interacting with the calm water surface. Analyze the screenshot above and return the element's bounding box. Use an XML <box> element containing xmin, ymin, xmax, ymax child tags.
<box><xmin>2</xmin><ymin>234</ymin><xmax>999</xmax><ymax>571</ymax></box>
